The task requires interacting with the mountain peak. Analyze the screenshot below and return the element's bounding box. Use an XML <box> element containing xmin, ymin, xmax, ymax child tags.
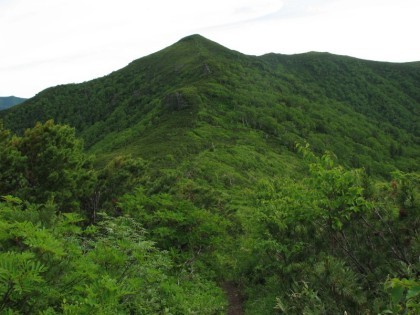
<box><xmin>177</xmin><ymin>34</ymin><xmax>222</xmax><ymax>47</ymax></box>
<box><xmin>178</xmin><ymin>34</ymin><xmax>207</xmax><ymax>42</ymax></box>
<box><xmin>174</xmin><ymin>34</ymin><xmax>237</xmax><ymax>57</ymax></box>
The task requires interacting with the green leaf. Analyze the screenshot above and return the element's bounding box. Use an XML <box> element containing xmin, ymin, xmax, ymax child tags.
<box><xmin>2</xmin><ymin>195</ymin><xmax>22</xmax><ymax>204</ymax></box>
<box><xmin>406</xmin><ymin>285</ymin><xmax>420</xmax><ymax>300</ymax></box>
<box><xmin>390</xmin><ymin>286</ymin><xmax>405</xmax><ymax>304</ymax></box>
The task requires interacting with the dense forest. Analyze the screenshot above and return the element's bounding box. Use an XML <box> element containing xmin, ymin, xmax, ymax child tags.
<box><xmin>0</xmin><ymin>35</ymin><xmax>419</xmax><ymax>314</ymax></box>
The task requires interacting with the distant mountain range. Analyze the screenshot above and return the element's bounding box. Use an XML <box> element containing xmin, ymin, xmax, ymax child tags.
<box><xmin>0</xmin><ymin>96</ymin><xmax>26</xmax><ymax>110</ymax></box>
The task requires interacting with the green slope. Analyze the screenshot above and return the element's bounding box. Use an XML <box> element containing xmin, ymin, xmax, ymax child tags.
<box><xmin>262</xmin><ymin>52</ymin><xmax>420</xmax><ymax>134</ymax></box>
<box><xmin>1</xmin><ymin>34</ymin><xmax>418</xmax><ymax>176</ymax></box>
<box><xmin>0</xmin><ymin>96</ymin><xmax>26</xmax><ymax>110</ymax></box>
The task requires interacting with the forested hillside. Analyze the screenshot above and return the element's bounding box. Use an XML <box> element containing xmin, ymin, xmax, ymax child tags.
<box><xmin>0</xmin><ymin>35</ymin><xmax>419</xmax><ymax>314</ymax></box>
<box><xmin>2</xmin><ymin>35</ymin><xmax>418</xmax><ymax>175</ymax></box>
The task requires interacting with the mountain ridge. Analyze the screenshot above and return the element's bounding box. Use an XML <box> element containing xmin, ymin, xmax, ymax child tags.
<box><xmin>1</xmin><ymin>34</ymin><xmax>419</xmax><ymax>175</ymax></box>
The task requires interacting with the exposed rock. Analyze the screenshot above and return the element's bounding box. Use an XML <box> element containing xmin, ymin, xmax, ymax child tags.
<box><xmin>165</xmin><ymin>92</ymin><xmax>189</xmax><ymax>110</ymax></box>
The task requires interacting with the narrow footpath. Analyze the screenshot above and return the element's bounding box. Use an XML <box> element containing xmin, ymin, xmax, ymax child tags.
<box><xmin>222</xmin><ymin>282</ymin><xmax>244</xmax><ymax>315</ymax></box>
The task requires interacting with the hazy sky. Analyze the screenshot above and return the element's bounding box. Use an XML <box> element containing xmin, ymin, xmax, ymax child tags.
<box><xmin>1</xmin><ymin>0</ymin><xmax>419</xmax><ymax>98</ymax></box>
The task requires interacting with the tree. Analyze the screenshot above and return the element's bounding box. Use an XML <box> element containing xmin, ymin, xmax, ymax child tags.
<box><xmin>0</xmin><ymin>122</ymin><xmax>26</xmax><ymax>195</ymax></box>
<box><xmin>235</xmin><ymin>145</ymin><xmax>410</xmax><ymax>314</ymax></box>
<box><xmin>0</xmin><ymin>196</ymin><xmax>227</xmax><ymax>314</ymax></box>
<box><xmin>0</xmin><ymin>120</ymin><xmax>95</xmax><ymax>211</ymax></box>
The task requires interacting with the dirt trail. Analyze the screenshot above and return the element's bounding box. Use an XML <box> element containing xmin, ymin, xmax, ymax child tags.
<box><xmin>222</xmin><ymin>282</ymin><xmax>244</xmax><ymax>315</ymax></box>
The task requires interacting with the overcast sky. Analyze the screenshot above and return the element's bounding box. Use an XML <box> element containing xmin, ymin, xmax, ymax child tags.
<box><xmin>1</xmin><ymin>0</ymin><xmax>419</xmax><ymax>98</ymax></box>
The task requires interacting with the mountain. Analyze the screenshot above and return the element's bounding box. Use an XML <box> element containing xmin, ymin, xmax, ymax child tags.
<box><xmin>1</xmin><ymin>35</ymin><xmax>419</xmax><ymax>313</ymax></box>
<box><xmin>1</xmin><ymin>35</ymin><xmax>418</xmax><ymax>176</ymax></box>
<box><xmin>0</xmin><ymin>96</ymin><xmax>26</xmax><ymax>110</ymax></box>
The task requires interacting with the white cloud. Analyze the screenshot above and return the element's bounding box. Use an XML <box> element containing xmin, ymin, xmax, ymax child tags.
<box><xmin>0</xmin><ymin>0</ymin><xmax>419</xmax><ymax>97</ymax></box>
